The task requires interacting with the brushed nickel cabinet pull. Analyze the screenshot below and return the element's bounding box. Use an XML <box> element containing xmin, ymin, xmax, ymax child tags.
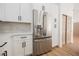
<box><xmin>18</xmin><ymin>16</ymin><xmax>21</xmax><ymax>21</ymax></box>
<box><xmin>20</xmin><ymin>16</ymin><xmax>22</xmax><ymax>21</ymax></box>
<box><xmin>21</xmin><ymin>37</ymin><xmax>27</xmax><ymax>39</ymax></box>
<box><xmin>19</xmin><ymin>16</ymin><xmax>21</xmax><ymax>21</ymax></box>
<box><xmin>18</xmin><ymin>16</ymin><xmax>19</xmax><ymax>21</ymax></box>
<box><xmin>22</xmin><ymin>42</ymin><xmax>26</xmax><ymax>48</ymax></box>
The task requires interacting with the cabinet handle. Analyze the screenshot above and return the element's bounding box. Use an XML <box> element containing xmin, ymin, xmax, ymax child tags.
<box><xmin>18</xmin><ymin>16</ymin><xmax>21</xmax><ymax>21</ymax></box>
<box><xmin>22</xmin><ymin>42</ymin><xmax>26</xmax><ymax>48</ymax></box>
<box><xmin>18</xmin><ymin>16</ymin><xmax>19</xmax><ymax>21</ymax></box>
<box><xmin>20</xmin><ymin>16</ymin><xmax>22</xmax><ymax>21</ymax></box>
<box><xmin>19</xmin><ymin>16</ymin><xmax>21</xmax><ymax>21</ymax></box>
<box><xmin>21</xmin><ymin>37</ymin><xmax>27</xmax><ymax>39</ymax></box>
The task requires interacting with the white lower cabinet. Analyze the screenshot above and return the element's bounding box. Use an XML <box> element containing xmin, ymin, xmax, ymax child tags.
<box><xmin>24</xmin><ymin>38</ymin><xmax>32</xmax><ymax>55</ymax></box>
<box><xmin>12</xmin><ymin>36</ymin><xmax>24</xmax><ymax>56</ymax></box>
<box><xmin>12</xmin><ymin>35</ymin><xmax>32</xmax><ymax>56</ymax></box>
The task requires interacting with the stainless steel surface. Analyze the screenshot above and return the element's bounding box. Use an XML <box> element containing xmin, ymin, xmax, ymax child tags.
<box><xmin>33</xmin><ymin>8</ymin><xmax>48</xmax><ymax>37</ymax></box>
<box><xmin>33</xmin><ymin>38</ymin><xmax>52</xmax><ymax>55</ymax></box>
<box><xmin>33</xmin><ymin>8</ymin><xmax>52</xmax><ymax>55</ymax></box>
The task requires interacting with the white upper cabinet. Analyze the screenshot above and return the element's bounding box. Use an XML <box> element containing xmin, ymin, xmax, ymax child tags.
<box><xmin>20</xmin><ymin>3</ymin><xmax>32</xmax><ymax>22</ymax></box>
<box><xmin>0</xmin><ymin>3</ymin><xmax>32</xmax><ymax>22</ymax></box>
<box><xmin>0</xmin><ymin>4</ymin><xmax>6</xmax><ymax>20</ymax></box>
<box><xmin>5</xmin><ymin>3</ymin><xmax>19</xmax><ymax>22</ymax></box>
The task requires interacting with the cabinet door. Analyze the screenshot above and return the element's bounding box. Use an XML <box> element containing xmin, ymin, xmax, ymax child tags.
<box><xmin>21</xmin><ymin>3</ymin><xmax>32</xmax><ymax>22</ymax></box>
<box><xmin>0</xmin><ymin>3</ymin><xmax>6</xmax><ymax>20</ymax></box>
<box><xmin>12</xmin><ymin>36</ymin><xmax>24</xmax><ymax>56</ymax></box>
<box><xmin>24</xmin><ymin>38</ymin><xmax>32</xmax><ymax>55</ymax></box>
<box><xmin>5</xmin><ymin>3</ymin><xmax>19</xmax><ymax>21</ymax></box>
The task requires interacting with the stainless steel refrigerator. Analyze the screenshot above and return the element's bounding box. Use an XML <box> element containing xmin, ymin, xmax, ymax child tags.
<box><xmin>33</xmin><ymin>6</ymin><xmax>52</xmax><ymax>55</ymax></box>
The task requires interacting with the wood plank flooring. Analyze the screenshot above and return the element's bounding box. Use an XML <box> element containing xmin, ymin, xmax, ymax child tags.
<box><xmin>42</xmin><ymin>36</ymin><xmax>79</xmax><ymax>56</ymax></box>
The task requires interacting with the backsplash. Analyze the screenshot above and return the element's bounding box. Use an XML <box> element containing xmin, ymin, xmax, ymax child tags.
<box><xmin>0</xmin><ymin>22</ymin><xmax>32</xmax><ymax>33</ymax></box>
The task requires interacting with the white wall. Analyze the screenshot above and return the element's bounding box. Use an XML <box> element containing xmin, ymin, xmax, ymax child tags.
<box><xmin>50</xmin><ymin>4</ymin><xmax>60</xmax><ymax>47</ymax></box>
<box><xmin>60</xmin><ymin>4</ymin><xmax>74</xmax><ymax>16</ymax></box>
<box><xmin>59</xmin><ymin>3</ymin><xmax>74</xmax><ymax>47</ymax></box>
<box><xmin>73</xmin><ymin>4</ymin><xmax>79</xmax><ymax>23</ymax></box>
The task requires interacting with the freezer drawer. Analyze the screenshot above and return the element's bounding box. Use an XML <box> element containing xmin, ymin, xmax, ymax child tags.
<box><xmin>33</xmin><ymin>38</ymin><xmax>52</xmax><ymax>55</ymax></box>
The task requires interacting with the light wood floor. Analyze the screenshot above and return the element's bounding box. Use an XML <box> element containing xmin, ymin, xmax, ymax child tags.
<box><xmin>42</xmin><ymin>36</ymin><xmax>79</xmax><ymax>56</ymax></box>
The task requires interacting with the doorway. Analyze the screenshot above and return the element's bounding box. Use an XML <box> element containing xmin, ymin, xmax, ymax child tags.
<box><xmin>62</xmin><ymin>14</ymin><xmax>68</xmax><ymax>45</ymax></box>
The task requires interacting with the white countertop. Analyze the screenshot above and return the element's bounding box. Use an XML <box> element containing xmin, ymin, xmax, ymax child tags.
<box><xmin>0</xmin><ymin>32</ymin><xmax>33</xmax><ymax>46</ymax></box>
